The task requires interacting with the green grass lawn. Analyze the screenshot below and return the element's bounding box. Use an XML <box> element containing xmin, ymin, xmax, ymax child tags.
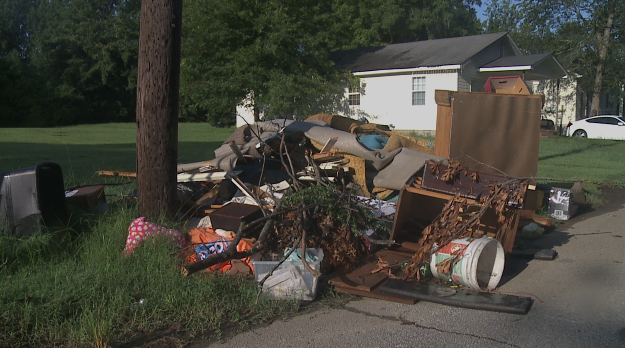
<box><xmin>2</xmin><ymin>125</ymin><xmax>625</xmax><ymax>347</ymax></box>
<box><xmin>537</xmin><ymin>136</ymin><xmax>625</xmax><ymax>187</ymax></box>
<box><xmin>0</xmin><ymin>123</ymin><xmax>302</xmax><ymax>348</ymax></box>
<box><xmin>0</xmin><ymin>123</ymin><xmax>235</xmax><ymax>186</ymax></box>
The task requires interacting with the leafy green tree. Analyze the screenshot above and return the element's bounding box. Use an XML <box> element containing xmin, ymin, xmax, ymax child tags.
<box><xmin>0</xmin><ymin>0</ymin><xmax>47</xmax><ymax>127</ymax></box>
<box><xmin>181</xmin><ymin>0</ymin><xmax>482</xmax><ymax>124</ymax></box>
<box><xmin>28</xmin><ymin>0</ymin><xmax>141</xmax><ymax>125</ymax></box>
<box><xmin>181</xmin><ymin>0</ymin><xmax>347</xmax><ymax>124</ymax></box>
<box><xmin>484</xmin><ymin>0</ymin><xmax>625</xmax><ymax>116</ymax></box>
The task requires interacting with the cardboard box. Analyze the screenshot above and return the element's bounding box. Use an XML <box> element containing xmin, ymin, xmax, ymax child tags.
<box><xmin>548</xmin><ymin>187</ymin><xmax>578</xmax><ymax>220</ymax></box>
<box><xmin>65</xmin><ymin>185</ymin><xmax>106</xmax><ymax>211</ymax></box>
<box><xmin>484</xmin><ymin>76</ymin><xmax>531</xmax><ymax>95</ymax></box>
<box><xmin>208</xmin><ymin>202</ymin><xmax>263</xmax><ymax>231</ymax></box>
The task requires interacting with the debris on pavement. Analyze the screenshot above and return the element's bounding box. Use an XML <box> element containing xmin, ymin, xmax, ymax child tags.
<box><xmin>4</xmin><ymin>99</ymin><xmax>593</xmax><ymax>313</ymax></box>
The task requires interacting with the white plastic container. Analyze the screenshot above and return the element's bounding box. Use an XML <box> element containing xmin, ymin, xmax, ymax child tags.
<box><xmin>430</xmin><ymin>237</ymin><xmax>505</xmax><ymax>291</ymax></box>
<box><xmin>253</xmin><ymin>249</ymin><xmax>323</xmax><ymax>301</ymax></box>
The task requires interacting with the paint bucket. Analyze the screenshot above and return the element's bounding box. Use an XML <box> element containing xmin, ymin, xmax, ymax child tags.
<box><xmin>430</xmin><ymin>237</ymin><xmax>505</xmax><ymax>291</ymax></box>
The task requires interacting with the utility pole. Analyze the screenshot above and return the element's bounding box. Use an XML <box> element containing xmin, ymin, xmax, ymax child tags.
<box><xmin>136</xmin><ymin>0</ymin><xmax>183</xmax><ymax>219</ymax></box>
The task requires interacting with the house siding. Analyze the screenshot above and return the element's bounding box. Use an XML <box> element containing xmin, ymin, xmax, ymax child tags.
<box><xmin>344</xmin><ymin>71</ymin><xmax>458</xmax><ymax>131</ymax></box>
<box><xmin>531</xmin><ymin>79</ymin><xmax>578</xmax><ymax>128</ymax></box>
<box><xmin>458</xmin><ymin>38</ymin><xmax>510</xmax><ymax>92</ymax></box>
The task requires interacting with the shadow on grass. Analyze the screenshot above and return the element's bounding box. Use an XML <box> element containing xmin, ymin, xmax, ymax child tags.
<box><xmin>0</xmin><ymin>141</ymin><xmax>225</xmax><ymax>184</ymax></box>
<box><xmin>538</xmin><ymin>141</ymin><xmax>620</xmax><ymax>162</ymax></box>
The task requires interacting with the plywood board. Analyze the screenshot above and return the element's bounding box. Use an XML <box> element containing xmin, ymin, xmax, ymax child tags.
<box><xmin>434</xmin><ymin>90</ymin><xmax>543</xmax><ymax>178</ymax></box>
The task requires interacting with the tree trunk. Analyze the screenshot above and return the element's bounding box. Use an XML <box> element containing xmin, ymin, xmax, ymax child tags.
<box><xmin>136</xmin><ymin>0</ymin><xmax>183</xmax><ymax>219</ymax></box>
<box><xmin>589</xmin><ymin>9</ymin><xmax>614</xmax><ymax>117</ymax></box>
<box><xmin>252</xmin><ymin>91</ymin><xmax>260</xmax><ymax>122</ymax></box>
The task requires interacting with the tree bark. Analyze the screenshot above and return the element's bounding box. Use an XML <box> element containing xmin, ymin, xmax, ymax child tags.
<box><xmin>590</xmin><ymin>8</ymin><xmax>614</xmax><ymax>117</ymax></box>
<box><xmin>136</xmin><ymin>0</ymin><xmax>183</xmax><ymax>219</ymax></box>
<box><xmin>252</xmin><ymin>91</ymin><xmax>260</xmax><ymax>122</ymax></box>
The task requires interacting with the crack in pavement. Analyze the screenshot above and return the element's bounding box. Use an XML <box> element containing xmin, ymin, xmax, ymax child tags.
<box><xmin>342</xmin><ymin>306</ymin><xmax>522</xmax><ymax>348</ymax></box>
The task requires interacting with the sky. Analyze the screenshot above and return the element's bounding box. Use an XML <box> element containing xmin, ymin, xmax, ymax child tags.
<box><xmin>475</xmin><ymin>3</ymin><xmax>489</xmax><ymax>22</ymax></box>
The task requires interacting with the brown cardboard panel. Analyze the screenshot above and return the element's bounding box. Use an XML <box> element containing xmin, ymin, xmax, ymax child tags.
<box><xmin>484</xmin><ymin>76</ymin><xmax>531</xmax><ymax>95</ymax></box>
<box><xmin>65</xmin><ymin>185</ymin><xmax>106</xmax><ymax>210</ymax></box>
<box><xmin>439</xmin><ymin>91</ymin><xmax>542</xmax><ymax>177</ymax></box>
<box><xmin>208</xmin><ymin>203</ymin><xmax>263</xmax><ymax>231</ymax></box>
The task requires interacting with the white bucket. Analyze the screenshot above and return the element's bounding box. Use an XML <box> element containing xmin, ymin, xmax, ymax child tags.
<box><xmin>430</xmin><ymin>237</ymin><xmax>505</xmax><ymax>291</ymax></box>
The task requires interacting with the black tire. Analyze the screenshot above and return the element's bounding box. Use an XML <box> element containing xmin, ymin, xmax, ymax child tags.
<box><xmin>572</xmin><ymin>129</ymin><xmax>587</xmax><ymax>138</ymax></box>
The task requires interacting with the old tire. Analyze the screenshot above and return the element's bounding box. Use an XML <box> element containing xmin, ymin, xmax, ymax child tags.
<box><xmin>573</xmin><ymin>129</ymin><xmax>587</xmax><ymax>138</ymax></box>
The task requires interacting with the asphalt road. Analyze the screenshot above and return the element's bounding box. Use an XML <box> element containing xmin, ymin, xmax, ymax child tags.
<box><xmin>196</xmin><ymin>188</ymin><xmax>625</xmax><ymax>348</ymax></box>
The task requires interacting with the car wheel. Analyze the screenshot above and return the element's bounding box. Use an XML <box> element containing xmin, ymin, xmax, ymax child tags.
<box><xmin>573</xmin><ymin>129</ymin><xmax>587</xmax><ymax>138</ymax></box>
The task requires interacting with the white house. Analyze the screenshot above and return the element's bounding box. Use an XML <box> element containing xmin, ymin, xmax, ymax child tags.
<box><xmin>237</xmin><ymin>32</ymin><xmax>572</xmax><ymax>130</ymax></box>
<box><xmin>331</xmin><ymin>32</ymin><xmax>569</xmax><ymax>133</ymax></box>
<box><xmin>531</xmin><ymin>77</ymin><xmax>624</xmax><ymax>132</ymax></box>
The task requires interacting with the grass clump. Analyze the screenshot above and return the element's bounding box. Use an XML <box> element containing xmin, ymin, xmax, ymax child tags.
<box><xmin>0</xmin><ymin>205</ymin><xmax>296</xmax><ymax>347</ymax></box>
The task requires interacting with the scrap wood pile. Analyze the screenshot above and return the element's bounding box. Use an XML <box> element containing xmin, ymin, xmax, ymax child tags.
<box><xmin>100</xmin><ymin>114</ymin><xmax>544</xmax><ymax>300</ymax></box>
<box><xmin>403</xmin><ymin>160</ymin><xmax>528</xmax><ymax>280</ymax></box>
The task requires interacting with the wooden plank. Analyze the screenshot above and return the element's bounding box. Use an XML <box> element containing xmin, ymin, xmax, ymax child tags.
<box><xmin>434</xmin><ymin>103</ymin><xmax>452</xmax><ymax>158</ymax></box>
<box><xmin>97</xmin><ymin>170</ymin><xmax>137</xmax><ymax>178</ymax></box>
<box><xmin>328</xmin><ymin>267</ymin><xmax>388</xmax><ymax>292</ymax></box>
<box><xmin>381</xmin><ymin>279</ymin><xmax>532</xmax><ymax>315</ymax></box>
<box><xmin>176</xmin><ymin>170</ymin><xmax>241</xmax><ymax>183</ymax></box>
<box><xmin>420</xmin><ymin>161</ymin><xmax>523</xmax><ymax>205</ymax></box>
<box><xmin>390</xmin><ymin>188</ymin><xmax>417</xmax><ymax>241</ymax></box>
<box><xmin>530</xmin><ymin>214</ymin><xmax>552</xmax><ymax>227</ymax></box>
<box><xmin>398</xmin><ymin>241</ymin><xmax>421</xmax><ymax>253</ymax></box>
<box><xmin>501</xmin><ymin>210</ymin><xmax>520</xmax><ymax>254</ymax></box>
<box><xmin>328</xmin><ymin>250</ymin><xmax>411</xmax><ymax>292</ymax></box>
<box><xmin>195</xmin><ymin>189</ymin><xmax>219</xmax><ymax>206</ymax></box>
<box><xmin>404</xmin><ymin>185</ymin><xmax>479</xmax><ymax>205</ymax></box>
<box><xmin>312</xmin><ymin>153</ymin><xmax>343</xmax><ymax>163</ymax></box>
<box><xmin>434</xmin><ymin>89</ymin><xmax>453</xmax><ymax>107</ymax></box>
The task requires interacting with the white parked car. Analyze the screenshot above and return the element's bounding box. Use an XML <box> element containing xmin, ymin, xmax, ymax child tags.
<box><xmin>569</xmin><ymin>115</ymin><xmax>625</xmax><ymax>140</ymax></box>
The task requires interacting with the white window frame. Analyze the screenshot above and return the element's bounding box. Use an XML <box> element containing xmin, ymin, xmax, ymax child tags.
<box><xmin>412</xmin><ymin>76</ymin><xmax>426</xmax><ymax>106</ymax></box>
<box><xmin>348</xmin><ymin>87</ymin><xmax>361</xmax><ymax>106</ymax></box>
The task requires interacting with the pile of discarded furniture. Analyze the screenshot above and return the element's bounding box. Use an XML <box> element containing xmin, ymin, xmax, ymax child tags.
<box><xmin>1</xmin><ymin>88</ymin><xmax>589</xmax><ymax>314</ymax></box>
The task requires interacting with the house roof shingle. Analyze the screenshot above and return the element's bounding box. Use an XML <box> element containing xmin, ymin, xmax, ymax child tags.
<box><xmin>481</xmin><ymin>53</ymin><xmax>552</xmax><ymax>68</ymax></box>
<box><xmin>331</xmin><ymin>32</ymin><xmax>510</xmax><ymax>72</ymax></box>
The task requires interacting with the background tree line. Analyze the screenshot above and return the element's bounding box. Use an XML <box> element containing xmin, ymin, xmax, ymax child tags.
<box><xmin>0</xmin><ymin>0</ymin><xmax>481</xmax><ymax>127</ymax></box>
<box><xmin>485</xmin><ymin>0</ymin><xmax>625</xmax><ymax>117</ymax></box>
<box><xmin>1</xmin><ymin>0</ymin><xmax>622</xmax><ymax>127</ymax></box>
